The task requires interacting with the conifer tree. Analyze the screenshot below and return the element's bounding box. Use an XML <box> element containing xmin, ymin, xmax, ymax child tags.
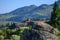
<box><xmin>50</xmin><ymin>2</ymin><xmax>60</xmax><ymax>28</ymax></box>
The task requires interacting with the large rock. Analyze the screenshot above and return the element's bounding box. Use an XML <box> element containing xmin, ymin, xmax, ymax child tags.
<box><xmin>28</xmin><ymin>21</ymin><xmax>54</xmax><ymax>33</ymax></box>
<box><xmin>20</xmin><ymin>29</ymin><xmax>58</xmax><ymax>40</ymax></box>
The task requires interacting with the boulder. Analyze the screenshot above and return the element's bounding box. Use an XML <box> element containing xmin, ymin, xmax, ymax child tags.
<box><xmin>32</xmin><ymin>21</ymin><xmax>54</xmax><ymax>33</ymax></box>
<box><xmin>20</xmin><ymin>29</ymin><xmax>58</xmax><ymax>40</ymax></box>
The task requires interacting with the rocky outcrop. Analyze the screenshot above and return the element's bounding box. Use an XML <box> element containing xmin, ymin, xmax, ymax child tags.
<box><xmin>20</xmin><ymin>29</ymin><xmax>58</xmax><ymax>40</ymax></box>
<box><xmin>27</xmin><ymin>21</ymin><xmax>54</xmax><ymax>33</ymax></box>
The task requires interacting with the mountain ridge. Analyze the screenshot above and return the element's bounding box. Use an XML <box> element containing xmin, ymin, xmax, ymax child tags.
<box><xmin>0</xmin><ymin>0</ymin><xmax>60</xmax><ymax>22</ymax></box>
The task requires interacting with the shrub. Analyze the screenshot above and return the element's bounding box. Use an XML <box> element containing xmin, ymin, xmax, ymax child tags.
<box><xmin>11</xmin><ymin>35</ymin><xmax>20</xmax><ymax>40</ymax></box>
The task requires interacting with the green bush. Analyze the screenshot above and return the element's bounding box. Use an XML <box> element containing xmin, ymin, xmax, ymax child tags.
<box><xmin>11</xmin><ymin>35</ymin><xmax>20</xmax><ymax>40</ymax></box>
<box><xmin>0</xmin><ymin>35</ymin><xmax>4</xmax><ymax>40</ymax></box>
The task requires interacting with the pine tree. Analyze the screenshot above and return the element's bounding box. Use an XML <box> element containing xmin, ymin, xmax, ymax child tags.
<box><xmin>50</xmin><ymin>2</ymin><xmax>60</xmax><ymax>28</ymax></box>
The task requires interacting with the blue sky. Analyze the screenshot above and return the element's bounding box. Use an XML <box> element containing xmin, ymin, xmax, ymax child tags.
<box><xmin>0</xmin><ymin>0</ymin><xmax>58</xmax><ymax>14</ymax></box>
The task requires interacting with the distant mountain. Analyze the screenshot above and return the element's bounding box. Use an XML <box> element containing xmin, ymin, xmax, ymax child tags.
<box><xmin>0</xmin><ymin>0</ymin><xmax>60</xmax><ymax>22</ymax></box>
<box><xmin>58</xmin><ymin>0</ymin><xmax>60</xmax><ymax>4</ymax></box>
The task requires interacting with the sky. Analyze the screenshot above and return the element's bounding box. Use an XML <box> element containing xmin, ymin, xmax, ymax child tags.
<box><xmin>0</xmin><ymin>0</ymin><xmax>58</xmax><ymax>14</ymax></box>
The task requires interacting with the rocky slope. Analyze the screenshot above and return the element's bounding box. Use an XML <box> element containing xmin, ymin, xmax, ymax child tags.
<box><xmin>19</xmin><ymin>21</ymin><xmax>58</xmax><ymax>40</ymax></box>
